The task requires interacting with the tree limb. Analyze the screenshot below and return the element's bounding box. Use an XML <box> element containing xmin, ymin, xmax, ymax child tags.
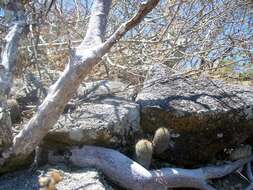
<box><xmin>0</xmin><ymin>2</ymin><xmax>26</xmax><ymax>163</ymax></box>
<box><xmin>79</xmin><ymin>0</ymin><xmax>112</xmax><ymax>48</ymax></box>
<box><xmin>47</xmin><ymin>146</ymin><xmax>252</xmax><ymax>190</ymax></box>
<box><xmin>0</xmin><ymin>18</ymin><xmax>26</xmax><ymax>95</ymax></box>
<box><xmin>0</xmin><ymin>0</ymin><xmax>160</xmax><ymax>166</ymax></box>
<box><xmin>98</xmin><ymin>0</ymin><xmax>160</xmax><ymax>56</ymax></box>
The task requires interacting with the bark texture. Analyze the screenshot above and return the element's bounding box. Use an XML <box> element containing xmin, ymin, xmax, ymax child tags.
<box><xmin>48</xmin><ymin>145</ymin><xmax>252</xmax><ymax>190</ymax></box>
<box><xmin>0</xmin><ymin>2</ymin><xmax>26</xmax><ymax>159</ymax></box>
<box><xmin>0</xmin><ymin>0</ymin><xmax>160</xmax><ymax>168</ymax></box>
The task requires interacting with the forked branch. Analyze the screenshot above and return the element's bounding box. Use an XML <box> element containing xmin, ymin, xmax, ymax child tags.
<box><xmin>0</xmin><ymin>0</ymin><xmax>160</xmax><ymax>168</ymax></box>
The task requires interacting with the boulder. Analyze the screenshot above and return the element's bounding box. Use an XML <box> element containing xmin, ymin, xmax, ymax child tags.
<box><xmin>136</xmin><ymin>64</ymin><xmax>253</xmax><ymax>166</ymax></box>
<box><xmin>44</xmin><ymin>80</ymin><xmax>140</xmax><ymax>148</ymax></box>
<box><xmin>0</xmin><ymin>165</ymin><xmax>114</xmax><ymax>190</ymax></box>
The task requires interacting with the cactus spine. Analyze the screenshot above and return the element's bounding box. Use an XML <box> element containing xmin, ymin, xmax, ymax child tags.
<box><xmin>7</xmin><ymin>99</ymin><xmax>21</xmax><ymax>123</ymax></box>
<box><xmin>135</xmin><ymin>139</ymin><xmax>153</xmax><ymax>169</ymax></box>
<box><xmin>135</xmin><ymin>127</ymin><xmax>171</xmax><ymax>169</ymax></box>
<box><xmin>152</xmin><ymin>127</ymin><xmax>170</xmax><ymax>155</ymax></box>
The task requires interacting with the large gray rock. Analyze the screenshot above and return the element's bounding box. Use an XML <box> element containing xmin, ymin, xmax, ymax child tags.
<box><xmin>136</xmin><ymin>64</ymin><xmax>253</xmax><ymax>166</ymax></box>
<box><xmin>45</xmin><ymin>80</ymin><xmax>140</xmax><ymax>148</ymax></box>
<box><xmin>0</xmin><ymin>165</ymin><xmax>114</xmax><ymax>190</ymax></box>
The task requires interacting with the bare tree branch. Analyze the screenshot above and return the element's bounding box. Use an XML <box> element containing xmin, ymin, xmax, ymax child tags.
<box><xmin>48</xmin><ymin>146</ymin><xmax>252</xmax><ymax>190</ymax></box>
<box><xmin>98</xmin><ymin>0</ymin><xmax>159</xmax><ymax>55</ymax></box>
<box><xmin>0</xmin><ymin>0</ymin><xmax>160</xmax><ymax>167</ymax></box>
<box><xmin>0</xmin><ymin>2</ymin><xmax>26</xmax><ymax>165</ymax></box>
<box><xmin>79</xmin><ymin>0</ymin><xmax>112</xmax><ymax>48</ymax></box>
<box><xmin>0</xmin><ymin>19</ymin><xmax>26</xmax><ymax>95</ymax></box>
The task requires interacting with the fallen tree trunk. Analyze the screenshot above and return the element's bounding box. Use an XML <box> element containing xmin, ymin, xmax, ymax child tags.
<box><xmin>47</xmin><ymin>145</ymin><xmax>253</xmax><ymax>190</ymax></box>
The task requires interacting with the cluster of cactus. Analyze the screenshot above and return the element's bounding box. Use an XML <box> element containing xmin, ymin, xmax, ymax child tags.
<box><xmin>135</xmin><ymin>127</ymin><xmax>170</xmax><ymax>169</ymax></box>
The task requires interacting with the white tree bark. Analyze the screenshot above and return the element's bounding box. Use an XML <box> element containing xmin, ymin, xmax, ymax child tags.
<box><xmin>0</xmin><ymin>0</ymin><xmax>26</xmax><ymax>96</ymax></box>
<box><xmin>0</xmin><ymin>21</ymin><xmax>26</xmax><ymax>95</ymax></box>
<box><xmin>0</xmin><ymin>1</ymin><xmax>26</xmax><ymax>158</ymax></box>
<box><xmin>1</xmin><ymin>1</ymin><xmax>253</xmax><ymax>190</ymax></box>
<box><xmin>0</xmin><ymin>0</ymin><xmax>160</xmax><ymax>163</ymax></box>
<box><xmin>47</xmin><ymin>145</ymin><xmax>253</xmax><ymax>190</ymax></box>
<box><xmin>6</xmin><ymin>0</ymin><xmax>112</xmax><ymax>158</ymax></box>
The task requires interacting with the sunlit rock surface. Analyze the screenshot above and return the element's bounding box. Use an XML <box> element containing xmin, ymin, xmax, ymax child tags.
<box><xmin>45</xmin><ymin>80</ymin><xmax>140</xmax><ymax>148</ymax></box>
<box><xmin>136</xmin><ymin>63</ymin><xmax>253</xmax><ymax>166</ymax></box>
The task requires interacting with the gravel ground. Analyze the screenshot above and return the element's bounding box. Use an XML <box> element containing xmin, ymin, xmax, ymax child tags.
<box><xmin>0</xmin><ymin>169</ymin><xmax>42</xmax><ymax>190</ymax></box>
<box><xmin>0</xmin><ymin>164</ymin><xmax>113</xmax><ymax>190</ymax></box>
<box><xmin>0</xmin><ymin>164</ymin><xmax>249</xmax><ymax>190</ymax></box>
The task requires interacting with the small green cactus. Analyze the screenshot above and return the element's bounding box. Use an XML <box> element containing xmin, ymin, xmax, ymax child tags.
<box><xmin>152</xmin><ymin>127</ymin><xmax>170</xmax><ymax>155</ymax></box>
<box><xmin>7</xmin><ymin>99</ymin><xmax>21</xmax><ymax>123</ymax></box>
<box><xmin>135</xmin><ymin>139</ymin><xmax>153</xmax><ymax>169</ymax></box>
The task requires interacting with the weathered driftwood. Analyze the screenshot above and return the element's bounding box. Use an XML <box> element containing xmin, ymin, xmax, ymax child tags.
<box><xmin>47</xmin><ymin>145</ymin><xmax>253</xmax><ymax>190</ymax></box>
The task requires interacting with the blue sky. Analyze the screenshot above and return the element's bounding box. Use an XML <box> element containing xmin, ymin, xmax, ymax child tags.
<box><xmin>0</xmin><ymin>0</ymin><xmax>251</xmax><ymax>72</ymax></box>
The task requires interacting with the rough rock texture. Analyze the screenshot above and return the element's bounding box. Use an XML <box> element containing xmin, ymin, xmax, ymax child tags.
<box><xmin>57</xmin><ymin>168</ymin><xmax>114</xmax><ymax>190</ymax></box>
<box><xmin>0</xmin><ymin>91</ymin><xmax>12</xmax><ymax>153</ymax></box>
<box><xmin>136</xmin><ymin>63</ymin><xmax>253</xmax><ymax>166</ymax></box>
<box><xmin>44</xmin><ymin>80</ymin><xmax>140</xmax><ymax>148</ymax></box>
<box><xmin>0</xmin><ymin>105</ymin><xmax>12</xmax><ymax>153</ymax></box>
<box><xmin>75</xmin><ymin>80</ymin><xmax>136</xmax><ymax>101</ymax></box>
<box><xmin>0</xmin><ymin>165</ymin><xmax>114</xmax><ymax>190</ymax></box>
